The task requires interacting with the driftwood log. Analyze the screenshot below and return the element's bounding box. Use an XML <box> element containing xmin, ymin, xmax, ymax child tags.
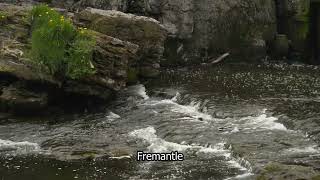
<box><xmin>201</xmin><ymin>53</ymin><xmax>230</xmax><ymax>66</ymax></box>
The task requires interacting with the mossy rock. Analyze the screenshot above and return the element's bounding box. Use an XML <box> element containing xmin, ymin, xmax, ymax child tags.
<box><xmin>273</xmin><ymin>34</ymin><xmax>289</xmax><ymax>57</ymax></box>
<box><xmin>256</xmin><ymin>162</ymin><xmax>320</xmax><ymax>180</ymax></box>
<box><xmin>0</xmin><ymin>84</ymin><xmax>48</xmax><ymax>115</ymax></box>
<box><xmin>0</xmin><ymin>57</ymin><xmax>59</xmax><ymax>86</ymax></box>
<box><xmin>127</xmin><ymin>68</ymin><xmax>139</xmax><ymax>84</ymax></box>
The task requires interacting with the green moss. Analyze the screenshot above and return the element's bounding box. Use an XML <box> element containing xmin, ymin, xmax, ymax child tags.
<box><xmin>80</xmin><ymin>152</ymin><xmax>97</xmax><ymax>159</ymax></box>
<box><xmin>0</xmin><ymin>11</ymin><xmax>8</xmax><ymax>24</ymax></box>
<box><xmin>256</xmin><ymin>175</ymin><xmax>267</xmax><ymax>180</ymax></box>
<box><xmin>312</xmin><ymin>175</ymin><xmax>320</xmax><ymax>180</ymax></box>
<box><xmin>294</xmin><ymin>0</ymin><xmax>310</xmax><ymax>40</ymax></box>
<box><xmin>264</xmin><ymin>163</ymin><xmax>282</xmax><ymax>173</ymax></box>
<box><xmin>127</xmin><ymin>68</ymin><xmax>139</xmax><ymax>84</ymax></box>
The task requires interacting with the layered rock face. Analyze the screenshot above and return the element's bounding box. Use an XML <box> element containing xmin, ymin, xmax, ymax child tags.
<box><xmin>160</xmin><ymin>0</ymin><xmax>277</xmax><ymax>64</ymax></box>
<box><xmin>0</xmin><ymin>3</ymin><xmax>142</xmax><ymax>114</ymax></box>
<box><xmin>49</xmin><ymin>0</ymin><xmax>277</xmax><ymax>64</ymax></box>
<box><xmin>75</xmin><ymin>8</ymin><xmax>167</xmax><ymax>77</ymax></box>
<box><xmin>3</xmin><ymin>0</ymin><xmax>313</xmax><ymax>64</ymax></box>
<box><xmin>273</xmin><ymin>0</ymin><xmax>309</xmax><ymax>59</ymax></box>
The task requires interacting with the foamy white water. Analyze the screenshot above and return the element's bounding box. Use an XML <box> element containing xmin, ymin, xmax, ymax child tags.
<box><xmin>129</xmin><ymin>127</ymin><xmax>251</xmax><ymax>173</ymax></box>
<box><xmin>106</xmin><ymin>111</ymin><xmax>121</xmax><ymax>121</ymax></box>
<box><xmin>225</xmin><ymin>172</ymin><xmax>254</xmax><ymax>180</ymax></box>
<box><xmin>283</xmin><ymin>145</ymin><xmax>320</xmax><ymax>154</ymax></box>
<box><xmin>237</xmin><ymin>109</ymin><xmax>287</xmax><ymax>131</ymax></box>
<box><xmin>129</xmin><ymin>126</ymin><xmax>227</xmax><ymax>153</ymax></box>
<box><xmin>143</xmin><ymin>99</ymin><xmax>213</xmax><ymax>121</ymax></box>
<box><xmin>171</xmin><ymin>92</ymin><xmax>181</xmax><ymax>102</ymax></box>
<box><xmin>0</xmin><ymin>139</ymin><xmax>41</xmax><ymax>155</ymax></box>
<box><xmin>128</xmin><ymin>84</ymin><xmax>150</xmax><ymax>100</ymax></box>
<box><xmin>109</xmin><ymin>155</ymin><xmax>131</xmax><ymax>160</ymax></box>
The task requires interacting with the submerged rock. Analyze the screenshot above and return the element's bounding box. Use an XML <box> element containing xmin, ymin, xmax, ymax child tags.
<box><xmin>256</xmin><ymin>162</ymin><xmax>320</xmax><ymax>180</ymax></box>
<box><xmin>0</xmin><ymin>84</ymin><xmax>48</xmax><ymax>115</ymax></box>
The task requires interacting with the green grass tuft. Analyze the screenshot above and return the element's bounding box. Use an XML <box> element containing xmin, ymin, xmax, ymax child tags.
<box><xmin>29</xmin><ymin>5</ymin><xmax>95</xmax><ymax>79</ymax></box>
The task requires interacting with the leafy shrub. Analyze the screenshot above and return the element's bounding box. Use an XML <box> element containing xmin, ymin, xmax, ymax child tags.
<box><xmin>29</xmin><ymin>5</ymin><xmax>95</xmax><ymax>79</ymax></box>
<box><xmin>67</xmin><ymin>29</ymin><xmax>96</xmax><ymax>79</ymax></box>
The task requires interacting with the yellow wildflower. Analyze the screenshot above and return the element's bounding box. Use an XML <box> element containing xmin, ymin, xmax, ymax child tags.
<box><xmin>84</xmin><ymin>28</ymin><xmax>87</xmax><ymax>30</ymax></box>
<box><xmin>46</xmin><ymin>11</ymin><xmax>49</xmax><ymax>14</ymax></box>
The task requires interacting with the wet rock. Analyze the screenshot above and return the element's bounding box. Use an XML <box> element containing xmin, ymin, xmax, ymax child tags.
<box><xmin>63</xmin><ymin>80</ymin><xmax>114</xmax><ymax>101</ymax></box>
<box><xmin>0</xmin><ymin>3</ymin><xmax>31</xmax><ymax>43</ymax></box>
<box><xmin>75</xmin><ymin>8</ymin><xmax>167</xmax><ymax>77</ymax></box>
<box><xmin>273</xmin><ymin>34</ymin><xmax>290</xmax><ymax>57</ymax></box>
<box><xmin>0</xmin><ymin>3</ymin><xmax>142</xmax><ymax>114</ymax></box>
<box><xmin>68</xmin><ymin>0</ymin><xmax>128</xmax><ymax>11</ymax></box>
<box><xmin>256</xmin><ymin>162</ymin><xmax>320</xmax><ymax>180</ymax></box>
<box><xmin>246</xmin><ymin>39</ymin><xmax>267</xmax><ymax>61</ymax></box>
<box><xmin>149</xmin><ymin>88</ymin><xmax>179</xmax><ymax>99</ymax></box>
<box><xmin>0</xmin><ymin>84</ymin><xmax>48</xmax><ymax>115</ymax></box>
<box><xmin>161</xmin><ymin>0</ymin><xmax>276</xmax><ymax>64</ymax></box>
<box><xmin>85</xmin><ymin>31</ymin><xmax>139</xmax><ymax>91</ymax></box>
<box><xmin>127</xmin><ymin>68</ymin><xmax>139</xmax><ymax>84</ymax></box>
<box><xmin>0</xmin><ymin>57</ymin><xmax>60</xmax><ymax>87</ymax></box>
<box><xmin>139</xmin><ymin>66</ymin><xmax>160</xmax><ymax>78</ymax></box>
<box><xmin>282</xmin><ymin>0</ymin><xmax>309</xmax><ymax>53</ymax></box>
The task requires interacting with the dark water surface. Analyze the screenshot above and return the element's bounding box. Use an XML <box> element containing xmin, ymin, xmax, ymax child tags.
<box><xmin>1</xmin><ymin>63</ymin><xmax>320</xmax><ymax>179</ymax></box>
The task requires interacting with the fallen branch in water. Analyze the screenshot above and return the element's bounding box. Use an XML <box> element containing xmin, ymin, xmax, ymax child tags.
<box><xmin>201</xmin><ymin>52</ymin><xmax>230</xmax><ymax>66</ymax></box>
<box><xmin>209</xmin><ymin>52</ymin><xmax>230</xmax><ymax>64</ymax></box>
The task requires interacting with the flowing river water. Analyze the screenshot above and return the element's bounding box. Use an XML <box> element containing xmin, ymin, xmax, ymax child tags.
<box><xmin>1</xmin><ymin>62</ymin><xmax>320</xmax><ymax>179</ymax></box>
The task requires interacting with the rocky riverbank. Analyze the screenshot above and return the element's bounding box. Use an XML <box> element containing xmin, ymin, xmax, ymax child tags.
<box><xmin>47</xmin><ymin>0</ymin><xmax>311</xmax><ymax>65</ymax></box>
<box><xmin>0</xmin><ymin>3</ymin><xmax>166</xmax><ymax>115</ymax></box>
<box><xmin>1</xmin><ymin>1</ymin><xmax>320</xmax><ymax>179</ymax></box>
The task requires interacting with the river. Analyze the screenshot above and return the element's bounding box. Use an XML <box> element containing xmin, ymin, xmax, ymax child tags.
<box><xmin>1</xmin><ymin>62</ymin><xmax>320</xmax><ymax>179</ymax></box>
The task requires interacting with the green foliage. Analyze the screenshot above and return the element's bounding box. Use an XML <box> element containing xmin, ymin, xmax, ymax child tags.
<box><xmin>0</xmin><ymin>11</ymin><xmax>8</xmax><ymax>23</ymax></box>
<box><xmin>29</xmin><ymin>5</ymin><xmax>95</xmax><ymax>79</ymax></box>
<box><xmin>67</xmin><ymin>30</ymin><xmax>96</xmax><ymax>79</ymax></box>
<box><xmin>0</xmin><ymin>11</ymin><xmax>7</xmax><ymax>17</ymax></box>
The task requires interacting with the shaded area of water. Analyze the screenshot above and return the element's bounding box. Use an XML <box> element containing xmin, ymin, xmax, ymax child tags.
<box><xmin>1</xmin><ymin>62</ymin><xmax>320</xmax><ymax>179</ymax></box>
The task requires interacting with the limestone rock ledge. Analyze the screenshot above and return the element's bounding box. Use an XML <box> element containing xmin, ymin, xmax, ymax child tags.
<box><xmin>0</xmin><ymin>3</ymin><xmax>157</xmax><ymax>115</ymax></box>
<box><xmin>75</xmin><ymin>8</ymin><xmax>167</xmax><ymax>78</ymax></box>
